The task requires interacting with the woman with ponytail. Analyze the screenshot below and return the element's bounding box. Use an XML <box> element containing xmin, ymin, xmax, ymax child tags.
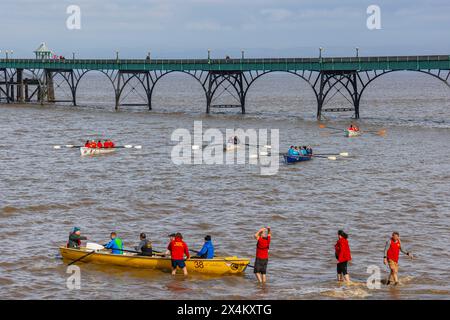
<box><xmin>335</xmin><ymin>230</ymin><xmax>352</xmax><ymax>282</ymax></box>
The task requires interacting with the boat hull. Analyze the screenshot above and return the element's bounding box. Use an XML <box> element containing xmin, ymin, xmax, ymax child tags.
<box><xmin>283</xmin><ymin>154</ymin><xmax>312</xmax><ymax>164</ymax></box>
<box><xmin>59</xmin><ymin>247</ymin><xmax>250</xmax><ymax>275</ymax></box>
<box><xmin>345</xmin><ymin>130</ymin><xmax>361</xmax><ymax>137</ymax></box>
<box><xmin>80</xmin><ymin>147</ymin><xmax>117</xmax><ymax>156</ymax></box>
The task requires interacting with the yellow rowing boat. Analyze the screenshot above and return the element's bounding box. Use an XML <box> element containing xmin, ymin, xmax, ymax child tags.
<box><xmin>59</xmin><ymin>246</ymin><xmax>250</xmax><ymax>275</ymax></box>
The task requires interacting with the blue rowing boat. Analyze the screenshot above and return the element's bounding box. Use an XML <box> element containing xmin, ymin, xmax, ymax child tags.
<box><xmin>283</xmin><ymin>154</ymin><xmax>313</xmax><ymax>164</ymax></box>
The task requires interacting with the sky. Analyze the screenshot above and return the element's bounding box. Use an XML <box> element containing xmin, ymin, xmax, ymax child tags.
<box><xmin>1</xmin><ymin>0</ymin><xmax>450</xmax><ymax>58</ymax></box>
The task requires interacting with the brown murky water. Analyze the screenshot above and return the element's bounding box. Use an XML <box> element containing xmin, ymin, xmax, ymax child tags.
<box><xmin>1</xmin><ymin>72</ymin><xmax>449</xmax><ymax>299</ymax></box>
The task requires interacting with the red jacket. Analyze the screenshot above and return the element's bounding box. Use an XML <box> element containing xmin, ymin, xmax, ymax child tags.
<box><xmin>167</xmin><ymin>237</ymin><xmax>190</xmax><ymax>260</ymax></box>
<box><xmin>335</xmin><ymin>237</ymin><xmax>352</xmax><ymax>263</ymax></box>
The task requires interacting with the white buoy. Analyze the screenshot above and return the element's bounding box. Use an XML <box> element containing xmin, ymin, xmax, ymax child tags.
<box><xmin>339</xmin><ymin>152</ymin><xmax>349</xmax><ymax>157</ymax></box>
<box><xmin>53</xmin><ymin>146</ymin><xmax>61</xmax><ymax>149</ymax></box>
<box><xmin>328</xmin><ymin>156</ymin><xmax>337</xmax><ymax>160</ymax></box>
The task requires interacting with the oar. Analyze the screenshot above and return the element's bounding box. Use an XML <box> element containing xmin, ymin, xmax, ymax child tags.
<box><xmin>53</xmin><ymin>145</ymin><xmax>82</xmax><ymax>149</ymax></box>
<box><xmin>68</xmin><ymin>249</ymin><xmax>97</xmax><ymax>265</ymax></box>
<box><xmin>318</xmin><ymin>124</ymin><xmax>344</xmax><ymax>132</ymax></box>
<box><xmin>314</xmin><ymin>152</ymin><xmax>349</xmax><ymax>157</ymax></box>
<box><xmin>362</xmin><ymin>129</ymin><xmax>387</xmax><ymax>136</ymax></box>
<box><xmin>115</xmin><ymin>145</ymin><xmax>143</xmax><ymax>149</ymax></box>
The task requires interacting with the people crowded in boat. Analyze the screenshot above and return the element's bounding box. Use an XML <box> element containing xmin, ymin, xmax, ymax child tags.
<box><xmin>288</xmin><ymin>145</ymin><xmax>313</xmax><ymax>156</ymax></box>
<box><xmin>348</xmin><ymin>124</ymin><xmax>359</xmax><ymax>131</ymax></box>
<box><xmin>84</xmin><ymin>139</ymin><xmax>116</xmax><ymax>148</ymax></box>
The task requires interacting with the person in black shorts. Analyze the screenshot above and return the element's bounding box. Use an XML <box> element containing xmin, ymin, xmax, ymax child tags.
<box><xmin>254</xmin><ymin>227</ymin><xmax>271</xmax><ymax>283</ymax></box>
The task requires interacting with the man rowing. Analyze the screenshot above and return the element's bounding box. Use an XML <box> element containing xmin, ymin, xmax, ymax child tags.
<box><xmin>348</xmin><ymin>124</ymin><xmax>359</xmax><ymax>131</ymax></box>
<box><xmin>254</xmin><ymin>226</ymin><xmax>271</xmax><ymax>284</ymax></box>
<box><xmin>167</xmin><ymin>232</ymin><xmax>190</xmax><ymax>276</ymax></box>
<box><xmin>134</xmin><ymin>232</ymin><xmax>153</xmax><ymax>256</ymax></box>
<box><xmin>84</xmin><ymin>140</ymin><xmax>90</xmax><ymax>148</ymax></box>
<box><xmin>104</xmin><ymin>232</ymin><xmax>124</xmax><ymax>254</ymax></box>
<box><xmin>97</xmin><ymin>140</ymin><xmax>103</xmax><ymax>148</ymax></box>
<box><xmin>383</xmin><ymin>232</ymin><xmax>413</xmax><ymax>285</ymax></box>
<box><xmin>67</xmin><ymin>227</ymin><xmax>88</xmax><ymax>248</ymax></box>
<box><xmin>103</xmin><ymin>139</ymin><xmax>115</xmax><ymax>148</ymax></box>
<box><xmin>195</xmin><ymin>235</ymin><xmax>214</xmax><ymax>259</ymax></box>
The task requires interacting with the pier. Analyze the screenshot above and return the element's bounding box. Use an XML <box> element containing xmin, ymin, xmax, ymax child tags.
<box><xmin>1</xmin><ymin>55</ymin><xmax>450</xmax><ymax>119</ymax></box>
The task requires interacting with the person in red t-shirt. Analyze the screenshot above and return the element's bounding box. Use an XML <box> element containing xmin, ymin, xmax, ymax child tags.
<box><xmin>335</xmin><ymin>230</ymin><xmax>352</xmax><ymax>283</ymax></box>
<box><xmin>254</xmin><ymin>226</ymin><xmax>271</xmax><ymax>283</ymax></box>
<box><xmin>167</xmin><ymin>232</ymin><xmax>190</xmax><ymax>276</ymax></box>
<box><xmin>383</xmin><ymin>232</ymin><xmax>413</xmax><ymax>285</ymax></box>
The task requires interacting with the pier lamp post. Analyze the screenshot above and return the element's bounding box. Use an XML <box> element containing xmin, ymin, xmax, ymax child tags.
<box><xmin>147</xmin><ymin>51</ymin><xmax>151</xmax><ymax>60</ymax></box>
<box><xmin>208</xmin><ymin>49</ymin><xmax>211</xmax><ymax>60</ymax></box>
<box><xmin>0</xmin><ymin>50</ymin><xmax>2</xmax><ymax>59</ymax></box>
<box><xmin>116</xmin><ymin>51</ymin><xmax>119</xmax><ymax>61</ymax></box>
<box><xmin>319</xmin><ymin>47</ymin><xmax>323</xmax><ymax>59</ymax></box>
<box><xmin>241</xmin><ymin>50</ymin><xmax>245</xmax><ymax>60</ymax></box>
<box><xmin>72</xmin><ymin>52</ymin><xmax>75</xmax><ymax>60</ymax></box>
<box><xmin>356</xmin><ymin>47</ymin><xmax>359</xmax><ymax>58</ymax></box>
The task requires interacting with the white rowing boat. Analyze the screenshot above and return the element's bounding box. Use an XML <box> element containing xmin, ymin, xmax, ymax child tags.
<box><xmin>345</xmin><ymin>130</ymin><xmax>361</xmax><ymax>137</ymax></box>
<box><xmin>80</xmin><ymin>147</ymin><xmax>117</xmax><ymax>156</ymax></box>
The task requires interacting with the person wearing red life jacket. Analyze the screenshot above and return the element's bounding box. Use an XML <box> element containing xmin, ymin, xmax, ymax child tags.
<box><xmin>103</xmin><ymin>140</ymin><xmax>111</xmax><ymax>148</ymax></box>
<box><xmin>383</xmin><ymin>232</ymin><xmax>413</xmax><ymax>285</ymax></box>
<box><xmin>167</xmin><ymin>233</ymin><xmax>190</xmax><ymax>276</ymax></box>
<box><xmin>89</xmin><ymin>140</ymin><xmax>97</xmax><ymax>148</ymax></box>
<box><xmin>97</xmin><ymin>140</ymin><xmax>103</xmax><ymax>148</ymax></box>
<box><xmin>254</xmin><ymin>226</ymin><xmax>271</xmax><ymax>283</ymax></box>
<box><xmin>335</xmin><ymin>230</ymin><xmax>352</xmax><ymax>282</ymax></box>
<box><xmin>110</xmin><ymin>140</ymin><xmax>115</xmax><ymax>148</ymax></box>
<box><xmin>84</xmin><ymin>140</ymin><xmax>90</xmax><ymax>148</ymax></box>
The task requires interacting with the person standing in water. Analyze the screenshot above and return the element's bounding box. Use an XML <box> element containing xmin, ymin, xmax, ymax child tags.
<box><xmin>254</xmin><ymin>227</ymin><xmax>271</xmax><ymax>284</ymax></box>
<box><xmin>384</xmin><ymin>232</ymin><xmax>413</xmax><ymax>285</ymax></box>
<box><xmin>335</xmin><ymin>230</ymin><xmax>352</xmax><ymax>282</ymax></box>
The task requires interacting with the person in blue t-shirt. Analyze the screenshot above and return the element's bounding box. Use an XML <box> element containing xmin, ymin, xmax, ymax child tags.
<box><xmin>196</xmin><ymin>235</ymin><xmax>215</xmax><ymax>259</ymax></box>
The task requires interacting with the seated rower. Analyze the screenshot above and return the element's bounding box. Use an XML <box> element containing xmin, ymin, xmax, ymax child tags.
<box><xmin>300</xmin><ymin>146</ymin><xmax>308</xmax><ymax>156</ymax></box>
<box><xmin>84</xmin><ymin>140</ymin><xmax>90</xmax><ymax>148</ymax></box>
<box><xmin>104</xmin><ymin>139</ymin><xmax>111</xmax><ymax>148</ymax></box>
<box><xmin>97</xmin><ymin>140</ymin><xmax>103</xmax><ymax>148</ymax></box>
<box><xmin>348</xmin><ymin>124</ymin><xmax>355</xmax><ymax>131</ymax></box>
<box><xmin>195</xmin><ymin>235</ymin><xmax>214</xmax><ymax>259</ymax></box>
<box><xmin>89</xmin><ymin>140</ymin><xmax>97</xmax><ymax>148</ymax></box>
<box><xmin>67</xmin><ymin>227</ymin><xmax>87</xmax><ymax>249</ymax></box>
<box><xmin>292</xmin><ymin>146</ymin><xmax>300</xmax><ymax>156</ymax></box>
<box><xmin>287</xmin><ymin>146</ymin><xmax>294</xmax><ymax>156</ymax></box>
<box><xmin>306</xmin><ymin>145</ymin><xmax>313</xmax><ymax>155</ymax></box>
<box><xmin>109</xmin><ymin>140</ymin><xmax>115</xmax><ymax>148</ymax></box>
<box><xmin>135</xmin><ymin>232</ymin><xmax>153</xmax><ymax>256</ymax></box>
<box><xmin>104</xmin><ymin>232</ymin><xmax>124</xmax><ymax>254</ymax></box>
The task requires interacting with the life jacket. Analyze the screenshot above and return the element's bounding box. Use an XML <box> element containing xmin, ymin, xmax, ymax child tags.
<box><xmin>387</xmin><ymin>239</ymin><xmax>401</xmax><ymax>263</ymax></box>
<box><xmin>97</xmin><ymin>142</ymin><xmax>103</xmax><ymax>148</ymax></box>
<box><xmin>141</xmin><ymin>239</ymin><xmax>153</xmax><ymax>256</ymax></box>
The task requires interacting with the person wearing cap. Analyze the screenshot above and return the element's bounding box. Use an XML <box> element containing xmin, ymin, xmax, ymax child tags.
<box><xmin>196</xmin><ymin>235</ymin><xmax>215</xmax><ymax>259</ymax></box>
<box><xmin>134</xmin><ymin>233</ymin><xmax>153</xmax><ymax>256</ymax></box>
<box><xmin>67</xmin><ymin>227</ymin><xmax>87</xmax><ymax>248</ymax></box>
<box><xmin>167</xmin><ymin>232</ymin><xmax>190</xmax><ymax>275</ymax></box>
<box><xmin>104</xmin><ymin>232</ymin><xmax>124</xmax><ymax>255</ymax></box>
<box><xmin>165</xmin><ymin>233</ymin><xmax>176</xmax><ymax>255</ymax></box>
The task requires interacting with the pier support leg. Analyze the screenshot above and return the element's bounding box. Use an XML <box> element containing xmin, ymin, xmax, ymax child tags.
<box><xmin>46</xmin><ymin>70</ymin><xmax>55</xmax><ymax>103</ymax></box>
<box><xmin>17</xmin><ymin>69</ymin><xmax>24</xmax><ymax>102</ymax></box>
<box><xmin>316</xmin><ymin>73</ymin><xmax>325</xmax><ymax>120</ymax></box>
<box><xmin>205</xmin><ymin>71</ymin><xmax>247</xmax><ymax>114</ymax></box>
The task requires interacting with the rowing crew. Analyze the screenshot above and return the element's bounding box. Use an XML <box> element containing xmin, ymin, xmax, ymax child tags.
<box><xmin>67</xmin><ymin>228</ymin><xmax>214</xmax><ymax>276</ymax></box>
<box><xmin>287</xmin><ymin>145</ymin><xmax>313</xmax><ymax>156</ymax></box>
<box><xmin>348</xmin><ymin>124</ymin><xmax>360</xmax><ymax>131</ymax></box>
<box><xmin>84</xmin><ymin>139</ymin><xmax>116</xmax><ymax>149</ymax></box>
